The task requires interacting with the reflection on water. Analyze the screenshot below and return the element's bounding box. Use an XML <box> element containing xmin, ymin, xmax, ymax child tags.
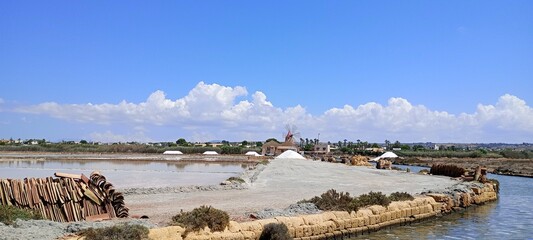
<box><xmin>0</xmin><ymin>159</ymin><xmax>252</xmax><ymax>189</ymax></box>
<box><xmin>350</xmin><ymin>165</ymin><xmax>533</xmax><ymax>239</ymax></box>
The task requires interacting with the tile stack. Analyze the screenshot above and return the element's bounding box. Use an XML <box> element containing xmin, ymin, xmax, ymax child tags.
<box><xmin>0</xmin><ymin>171</ymin><xmax>128</xmax><ymax>222</ymax></box>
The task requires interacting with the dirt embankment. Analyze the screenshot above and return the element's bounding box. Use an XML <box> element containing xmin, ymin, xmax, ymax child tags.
<box><xmin>394</xmin><ymin>157</ymin><xmax>533</xmax><ymax>177</ymax></box>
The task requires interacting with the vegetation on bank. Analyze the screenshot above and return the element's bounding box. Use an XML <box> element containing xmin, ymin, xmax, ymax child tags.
<box><xmin>0</xmin><ymin>143</ymin><xmax>262</xmax><ymax>155</ymax></box>
<box><xmin>0</xmin><ymin>205</ymin><xmax>42</xmax><ymax>225</ymax></box>
<box><xmin>171</xmin><ymin>205</ymin><xmax>229</xmax><ymax>236</ymax></box>
<box><xmin>226</xmin><ymin>176</ymin><xmax>245</xmax><ymax>183</ymax></box>
<box><xmin>1</xmin><ymin>138</ymin><xmax>531</xmax><ymax>159</ymax></box>
<box><xmin>299</xmin><ymin>189</ymin><xmax>414</xmax><ymax>212</ymax></box>
<box><xmin>78</xmin><ymin>224</ymin><xmax>150</xmax><ymax>240</ymax></box>
<box><xmin>260</xmin><ymin>223</ymin><xmax>292</xmax><ymax>240</ymax></box>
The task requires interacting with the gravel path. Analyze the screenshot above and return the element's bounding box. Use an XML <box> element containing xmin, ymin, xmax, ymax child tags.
<box><xmin>126</xmin><ymin>158</ymin><xmax>458</xmax><ymax>225</ymax></box>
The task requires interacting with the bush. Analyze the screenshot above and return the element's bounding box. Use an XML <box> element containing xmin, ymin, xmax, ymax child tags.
<box><xmin>226</xmin><ymin>177</ymin><xmax>245</xmax><ymax>183</ymax></box>
<box><xmin>220</xmin><ymin>146</ymin><xmax>242</xmax><ymax>154</ymax></box>
<box><xmin>353</xmin><ymin>191</ymin><xmax>390</xmax><ymax>208</ymax></box>
<box><xmin>171</xmin><ymin>206</ymin><xmax>229</xmax><ymax>234</ymax></box>
<box><xmin>0</xmin><ymin>205</ymin><xmax>42</xmax><ymax>225</ymax></box>
<box><xmin>300</xmin><ymin>189</ymin><xmax>357</xmax><ymax>212</ymax></box>
<box><xmin>259</xmin><ymin>223</ymin><xmax>292</xmax><ymax>240</ymax></box>
<box><xmin>79</xmin><ymin>224</ymin><xmax>149</xmax><ymax>240</ymax></box>
<box><xmin>388</xmin><ymin>192</ymin><xmax>414</xmax><ymax>201</ymax></box>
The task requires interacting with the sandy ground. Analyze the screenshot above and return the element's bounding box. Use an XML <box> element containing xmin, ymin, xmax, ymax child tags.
<box><xmin>127</xmin><ymin>158</ymin><xmax>458</xmax><ymax>225</ymax></box>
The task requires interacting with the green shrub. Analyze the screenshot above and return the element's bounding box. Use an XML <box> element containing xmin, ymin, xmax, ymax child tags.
<box><xmin>258</xmin><ymin>160</ymin><xmax>270</xmax><ymax>165</ymax></box>
<box><xmin>300</xmin><ymin>189</ymin><xmax>357</xmax><ymax>212</ymax></box>
<box><xmin>353</xmin><ymin>191</ymin><xmax>390</xmax><ymax>208</ymax></box>
<box><xmin>0</xmin><ymin>205</ymin><xmax>42</xmax><ymax>225</ymax></box>
<box><xmin>388</xmin><ymin>192</ymin><xmax>414</xmax><ymax>201</ymax></box>
<box><xmin>79</xmin><ymin>224</ymin><xmax>149</xmax><ymax>240</ymax></box>
<box><xmin>171</xmin><ymin>206</ymin><xmax>229</xmax><ymax>234</ymax></box>
<box><xmin>226</xmin><ymin>177</ymin><xmax>245</xmax><ymax>183</ymax></box>
<box><xmin>220</xmin><ymin>146</ymin><xmax>242</xmax><ymax>154</ymax></box>
<box><xmin>259</xmin><ymin>222</ymin><xmax>292</xmax><ymax>240</ymax></box>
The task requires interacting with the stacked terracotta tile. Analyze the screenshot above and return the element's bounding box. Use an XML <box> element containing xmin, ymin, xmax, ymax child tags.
<box><xmin>0</xmin><ymin>172</ymin><xmax>128</xmax><ymax>222</ymax></box>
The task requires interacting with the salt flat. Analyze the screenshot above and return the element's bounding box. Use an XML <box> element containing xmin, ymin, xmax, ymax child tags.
<box><xmin>127</xmin><ymin>158</ymin><xmax>458</xmax><ymax>225</ymax></box>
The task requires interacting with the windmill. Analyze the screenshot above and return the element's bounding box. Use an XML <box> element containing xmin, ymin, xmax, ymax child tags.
<box><xmin>282</xmin><ymin>124</ymin><xmax>301</xmax><ymax>145</ymax></box>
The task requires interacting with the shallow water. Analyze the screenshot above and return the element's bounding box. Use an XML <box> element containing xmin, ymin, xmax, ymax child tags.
<box><xmin>0</xmin><ymin>159</ymin><xmax>252</xmax><ymax>188</ymax></box>
<box><xmin>352</xmin><ymin>165</ymin><xmax>533</xmax><ymax>239</ymax></box>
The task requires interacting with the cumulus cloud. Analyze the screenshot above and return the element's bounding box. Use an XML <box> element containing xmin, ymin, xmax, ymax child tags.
<box><xmin>12</xmin><ymin>82</ymin><xmax>533</xmax><ymax>143</ymax></box>
<box><xmin>89</xmin><ymin>131</ymin><xmax>153</xmax><ymax>143</ymax></box>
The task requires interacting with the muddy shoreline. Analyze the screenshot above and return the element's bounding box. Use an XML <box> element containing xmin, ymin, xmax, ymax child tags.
<box><xmin>393</xmin><ymin>157</ymin><xmax>533</xmax><ymax>178</ymax></box>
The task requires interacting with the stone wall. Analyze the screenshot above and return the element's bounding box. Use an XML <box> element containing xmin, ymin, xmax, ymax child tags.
<box><xmin>149</xmin><ymin>182</ymin><xmax>498</xmax><ymax>240</ymax></box>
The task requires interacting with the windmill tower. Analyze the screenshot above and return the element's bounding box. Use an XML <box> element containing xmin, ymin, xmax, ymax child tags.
<box><xmin>282</xmin><ymin>124</ymin><xmax>300</xmax><ymax>145</ymax></box>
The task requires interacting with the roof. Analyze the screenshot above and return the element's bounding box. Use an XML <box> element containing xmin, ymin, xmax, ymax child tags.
<box><xmin>262</xmin><ymin>141</ymin><xmax>280</xmax><ymax>148</ymax></box>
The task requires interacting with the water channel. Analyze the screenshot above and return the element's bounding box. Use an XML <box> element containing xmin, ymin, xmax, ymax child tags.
<box><xmin>354</xmin><ymin>165</ymin><xmax>533</xmax><ymax>239</ymax></box>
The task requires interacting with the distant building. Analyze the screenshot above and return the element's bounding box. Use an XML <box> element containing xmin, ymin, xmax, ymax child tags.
<box><xmin>365</xmin><ymin>147</ymin><xmax>385</xmax><ymax>153</ymax></box>
<box><xmin>193</xmin><ymin>142</ymin><xmax>224</xmax><ymax>147</ymax></box>
<box><xmin>261</xmin><ymin>141</ymin><xmax>298</xmax><ymax>156</ymax></box>
<box><xmin>261</xmin><ymin>129</ymin><xmax>300</xmax><ymax>156</ymax></box>
<box><xmin>313</xmin><ymin>143</ymin><xmax>331</xmax><ymax>154</ymax></box>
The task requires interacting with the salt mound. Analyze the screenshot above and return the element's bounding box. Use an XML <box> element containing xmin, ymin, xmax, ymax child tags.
<box><xmin>203</xmin><ymin>151</ymin><xmax>218</xmax><ymax>155</ymax></box>
<box><xmin>245</xmin><ymin>151</ymin><xmax>261</xmax><ymax>156</ymax></box>
<box><xmin>275</xmin><ymin>150</ymin><xmax>306</xmax><ymax>159</ymax></box>
<box><xmin>163</xmin><ymin>150</ymin><xmax>183</xmax><ymax>155</ymax></box>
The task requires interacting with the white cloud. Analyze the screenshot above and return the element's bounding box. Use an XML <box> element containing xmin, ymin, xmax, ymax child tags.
<box><xmin>12</xmin><ymin>82</ymin><xmax>533</xmax><ymax>143</ymax></box>
<box><xmin>89</xmin><ymin>131</ymin><xmax>153</xmax><ymax>143</ymax></box>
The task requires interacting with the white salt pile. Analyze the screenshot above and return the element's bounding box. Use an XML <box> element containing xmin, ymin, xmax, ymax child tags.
<box><xmin>245</xmin><ymin>151</ymin><xmax>261</xmax><ymax>156</ymax></box>
<box><xmin>163</xmin><ymin>150</ymin><xmax>183</xmax><ymax>155</ymax></box>
<box><xmin>203</xmin><ymin>151</ymin><xmax>218</xmax><ymax>155</ymax></box>
<box><xmin>275</xmin><ymin>150</ymin><xmax>306</xmax><ymax>159</ymax></box>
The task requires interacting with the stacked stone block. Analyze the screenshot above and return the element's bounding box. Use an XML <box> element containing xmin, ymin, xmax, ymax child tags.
<box><xmin>147</xmin><ymin>182</ymin><xmax>498</xmax><ymax>240</ymax></box>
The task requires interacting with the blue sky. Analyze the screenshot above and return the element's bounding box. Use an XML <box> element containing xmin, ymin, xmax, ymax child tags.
<box><xmin>1</xmin><ymin>1</ymin><xmax>532</xmax><ymax>143</ymax></box>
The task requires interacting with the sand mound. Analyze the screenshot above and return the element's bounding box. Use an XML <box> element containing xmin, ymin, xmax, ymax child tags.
<box><xmin>275</xmin><ymin>150</ymin><xmax>305</xmax><ymax>159</ymax></box>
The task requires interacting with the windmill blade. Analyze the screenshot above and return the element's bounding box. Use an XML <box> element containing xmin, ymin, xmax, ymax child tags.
<box><xmin>293</xmin><ymin>131</ymin><xmax>301</xmax><ymax>139</ymax></box>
